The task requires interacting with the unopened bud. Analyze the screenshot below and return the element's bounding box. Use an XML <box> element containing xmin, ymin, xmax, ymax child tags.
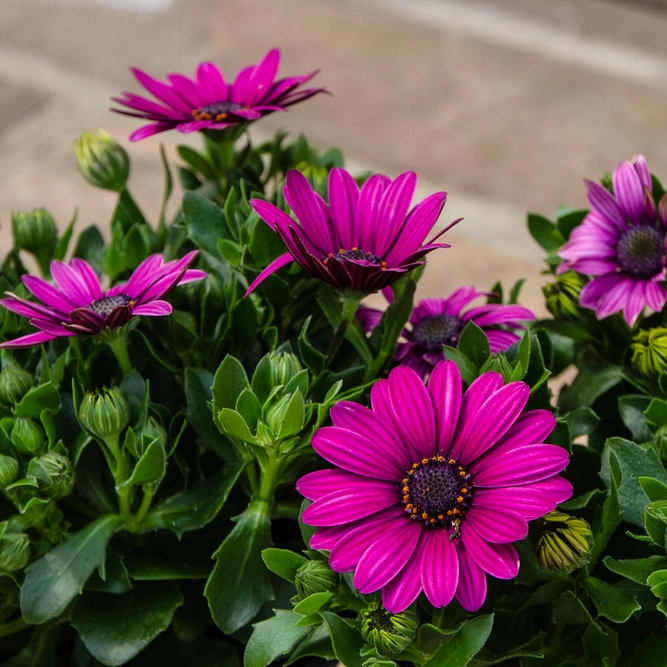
<box><xmin>11</xmin><ymin>209</ymin><xmax>57</xmax><ymax>258</ymax></box>
<box><xmin>0</xmin><ymin>366</ymin><xmax>33</xmax><ymax>406</ymax></box>
<box><xmin>11</xmin><ymin>418</ymin><xmax>45</xmax><ymax>455</ymax></box>
<box><xmin>134</xmin><ymin>417</ymin><xmax>167</xmax><ymax>457</ymax></box>
<box><xmin>361</xmin><ymin>602</ymin><xmax>418</xmax><ymax>655</ymax></box>
<box><xmin>27</xmin><ymin>452</ymin><xmax>75</xmax><ymax>500</ymax></box>
<box><xmin>535</xmin><ymin>511</ymin><xmax>593</xmax><ymax>575</ymax></box>
<box><xmin>270</xmin><ymin>351</ymin><xmax>303</xmax><ymax>387</ymax></box>
<box><xmin>0</xmin><ymin>532</ymin><xmax>30</xmax><ymax>571</ymax></box>
<box><xmin>265</xmin><ymin>394</ymin><xmax>291</xmax><ymax>435</ymax></box>
<box><xmin>632</xmin><ymin>328</ymin><xmax>667</xmax><ymax>377</ymax></box>
<box><xmin>74</xmin><ymin>129</ymin><xmax>129</xmax><ymax>192</ymax></box>
<box><xmin>543</xmin><ymin>272</ymin><xmax>584</xmax><ymax>320</ymax></box>
<box><xmin>294</xmin><ymin>560</ymin><xmax>339</xmax><ymax>599</ymax></box>
<box><xmin>0</xmin><ymin>454</ymin><xmax>19</xmax><ymax>489</ymax></box>
<box><xmin>79</xmin><ymin>388</ymin><xmax>131</xmax><ymax>441</ymax></box>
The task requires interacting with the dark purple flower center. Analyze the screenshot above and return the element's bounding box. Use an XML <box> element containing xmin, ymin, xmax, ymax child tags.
<box><xmin>411</xmin><ymin>314</ymin><xmax>463</xmax><ymax>352</ymax></box>
<box><xmin>401</xmin><ymin>456</ymin><xmax>472</xmax><ymax>533</ymax></box>
<box><xmin>616</xmin><ymin>225</ymin><xmax>665</xmax><ymax>278</ymax></box>
<box><xmin>88</xmin><ymin>294</ymin><xmax>132</xmax><ymax>318</ymax></box>
<box><xmin>192</xmin><ymin>101</ymin><xmax>246</xmax><ymax>122</ymax></box>
<box><xmin>327</xmin><ymin>247</ymin><xmax>387</xmax><ymax>268</ymax></box>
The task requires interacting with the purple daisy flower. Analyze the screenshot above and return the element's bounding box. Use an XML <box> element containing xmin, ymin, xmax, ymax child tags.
<box><xmin>247</xmin><ymin>168</ymin><xmax>452</xmax><ymax>295</ymax></box>
<box><xmin>358</xmin><ymin>287</ymin><xmax>535</xmax><ymax>379</ymax></box>
<box><xmin>298</xmin><ymin>362</ymin><xmax>571</xmax><ymax>613</ymax></box>
<box><xmin>112</xmin><ymin>48</ymin><xmax>327</xmax><ymax>141</ymax></box>
<box><xmin>0</xmin><ymin>252</ymin><xmax>206</xmax><ymax>348</ymax></box>
<box><xmin>558</xmin><ymin>154</ymin><xmax>667</xmax><ymax>326</ymax></box>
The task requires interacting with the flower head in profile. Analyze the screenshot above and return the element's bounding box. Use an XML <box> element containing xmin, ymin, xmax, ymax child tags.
<box><xmin>0</xmin><ymin>252</ymin><xmax>206</xmax><ymax>348</ymax></box>
<box><xmin>358</xmin><ymin>287</ymin><xmax>535</xmax><ymax>379</ymax></box>
<box><xmin>298</xmin><ymin>362</ymin><xmax>571</xmax><ymax>613</ymax></box>
<box><xmin>112</xmin><ymin>48</ymin><xmax>326</xmax><ymax>141</ymax></box>
<box><xmin>248</xmin><ymin>168</ymin><xmax>451</xmax><ymax>295</ymax></box>
<box><xmin>558</xmin><ymin>154</ymin><xmax>667</xmax><ymax>326</ymax></box>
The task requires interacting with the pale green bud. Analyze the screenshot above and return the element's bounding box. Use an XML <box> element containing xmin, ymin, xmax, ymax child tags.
<box><xmin>79</xmin><ymin>388</ymin><xmax>131</xmax><ymax>441</ymax></box>
<box><xmin>0</xmin><ymin>532</ymin><xmax>30</xmax><ymax>571</ymax></box>
<box><xmin>74</xmin><ymin>129</ymin><xmax>129</xmax><ymax>192</ymax></box>
<box><xmin>11</xmin><ymin>418</ymin><xmax>45</xmax><ymax>455</ymax></box>
<box><xmin>0</xmin><ymin>366</ymin><xmax>33</xmax><ymax>406</ymax></box>
<box><xmin>361</xmin><ymin>602</ymin><xmax>418</xmax><ymax>655</ymax></box>
<box><xmin>535</xmin><ymin>511</ymin><xmax>593</xmax><ymax>574</ymax></box>
<box><xmin>11</xmin><ymin>209</ymin><xmax>57</xmax><ymax>257</ymax></box>
<box><xmin>294</xmin><ymin>560</ymin><xmax>339</xmax><ymax>599</ymax></box>
<box><xmin>134</xmin><ymin>417</ymin><xmax>167</xmax><ymax>457</ymax></box>
<box><xmin>269</xmin><ymin>351</ymin><xmax>303</xmax><ymax>387</ymax></box>
<box><xmin>543</xmin><ymin>271</ymin><xmax>584</xmax><ymax>320</ymax></box>
<box><xmin>0</xmin><ymin>454</ymin><xmax>19</xmax><ymax>489</ymax></box>
<box><xmin>265</xmin><ymin>394</ymin><xmax>291</xmax><ymax>434</ymax></box>
<box><xmin>27</xmin><ymin>452</ymin><xmax>74</xmax><ymax>500</ymax></box>
<box><xmin>632</xmin><ymin>328</ymin><xmax>667</xmax><ymax>377</ymax></box>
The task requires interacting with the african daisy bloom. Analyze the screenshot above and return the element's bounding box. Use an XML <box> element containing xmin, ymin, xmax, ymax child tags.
<box><xmin>247</xmin><ymin>168</ymin><xmax>451</xmax><ymax>295</ymax></box>
<box><xmin>558</xmin><ymin>154</ymin><xmax>667</xmax><ymax>326</ymax></box>
<box><xmin>297</xmin><ymin>361</ymin><xmax>571</xmax><ymax>613</ymax></box>
<box><xmin>358</xmin><ymin>286</ymin><xmax>535</xmax><ymax>379</ymax></box>
<box><xmin>112</xmin><ymin>48</ymin><xmax>326</xmax><ymax>141</ymax></box>
<box><xmin>0</xmin><ymin>252</ymin><xmax>206</xmax><ymax>348</ymax></box>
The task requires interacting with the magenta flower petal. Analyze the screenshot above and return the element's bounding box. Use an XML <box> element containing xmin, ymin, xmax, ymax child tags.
<box><xmin>22</xmin><ymin>275</ymin><xmax>76</xmax><ymax>315</ymax></box>
<box><xmin>489</xmin><ymin>410</ymin><xmax>556</xmax><ymax>454</ymax></box>
<box><xmin>245</xmin><ymin>253</ymin><xmax>294</xmax><ymax>296</ymax></box>
<box><xmin>465</xmin><ymin>506</ymin><xmax>528</xmax><ymax>543</ymax></box>
<box><xmin>356</xmin><ymin>174</ymin><xmax>391</xmax><ymax>251</ymax></box>
<box><xmin>328</xmin><ymin>168</ymin><xmax>360</xmax><ymax>249</ymax></box>
<box><xmin>309</xmin><ymin>523</ymin><xmax>353</xmax><ymax>551</ymax></box>
<box><xmin>421</xmin><ymin>528</ymin><xmax>459</xmax><ymax>608</ymax></box>
<box><xmin>461</xmin><ymin>526</ymin><xmax>519</xmax><ymax>579</ymax></box>
<box><xmin>132</xmin><ymin>301</ymin><xmax>172</xmax><ymax>316</ymax></box>
<box><xmin>633</xmin><ymin>154</ymin><xmax>652</xmax><ymax>190</ymax></box>
<box><xmin>382</xmin><ymin>535</ymin><xmax>426</xmax><ymax>613</ymax></box>
<box><xmin>585</xmin><ymin>180</ymin><xmax>626</xmax><ymax>228</ymax></box>
<box><xmin>613</xmin><ymin>160</ymin><xmax>645</xmax><ymax>222</ymax></box>
<box><xmin>486</xmin><ymin>330</ymin><xmax>521</xmax><ymax>354</ymax></box>
<box><xmin>374</xmin><ymin>171</ymin><xmax>417</xmax><ymax>257</ymax></box>
<box><xmin>353</xmin><ymin>519</ymin><xmax>422</xmax><ymax>594</ymax></box>
<box><xmin>296</xmin><ymin>469</ymin><xmax>365</xmax><ymax>501</ymax></box>
<box><xmin>428</xmin><ymin>360</ymin><xmax>462</xmax><ymax>454</ymax></box>
<box><xmin>455</xmin><ymin>543</ymin><xmax>487</xmax><ymax>612</ymax></box>
<box><xmin>70</xmin><ymin>259</ymin><xmax>103</xmax><ymax>301</ymax></box>
<box><xmin>530</xmin><ymin>476</ymin><xmax>574</xmax><ymax>504</ymax></box>
<box><xmin>474</xmin><ymin>486</ymin><xmax>559</xmax><ymax>520</ymax></box>
<box><xmin>0</xmin><ymin>330</ymin><xmax>60</xmax><ymax>348</ymax></box>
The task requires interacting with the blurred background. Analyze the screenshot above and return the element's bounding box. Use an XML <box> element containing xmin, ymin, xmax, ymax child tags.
<box><xmin>1</xmin><ymin>0</ymin><xmax>667</xmax><ymax>316</ymax></box>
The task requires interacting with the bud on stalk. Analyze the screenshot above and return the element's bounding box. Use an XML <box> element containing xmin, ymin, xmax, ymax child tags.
<box><xmin>74</xmin><ymin>129</ymin><xmax>130</xmax><ymax>192</ymax></box>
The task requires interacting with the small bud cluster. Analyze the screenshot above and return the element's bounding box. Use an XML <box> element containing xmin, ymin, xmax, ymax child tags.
<box><xmin>79</xmin><ymin>388</ymin><xmax>131</xmax><ymax>441</ymax></box>
<box><xmin>361</xmin><ymin>602</ymin><xmax>418</xmax><ymax>655</ymax></box>
<box><xmin>294</xmin><ymin>560</ymin><xmax>339</xmax><ymax>599</ymax></box>
<box><xmin>74</xmin><ymin>129</ymin><xmax>130</xmax><ymax>192</ymax></box>
<box><xmin>631</xmin><ymin>327</ymin><xmax>667</xmax><ymax>377</ymax></box>
<box><xmin>535</xmin><ymin>511</ymin><xmax>593</xmax><ymax>574</ymax></box>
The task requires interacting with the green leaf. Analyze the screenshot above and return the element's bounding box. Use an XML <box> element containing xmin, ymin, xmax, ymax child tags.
<box><xmin>178</xmin><ymin>145</ymin><xmax>216</xmax><ymax>181</ymax></box>
<box><xmin>552</xmin><ymin>591</ymin><xmax>592</xmax><ymax>625</ymax></box>
<box><xmin>71</xmin><ymin>582</ymin><xmax>183</xmax><ymax>666</ymax></box>
<box><xmin>285</xmin><ymin>623</ymin><xmax>335</xmax><ymax>664</ymax></box>
<box><xmin>319</xmin><ymin>611</ymin><xmax>365</xmax><ymax>667</ymax></box>
<box><xmin>218</xmin><ymin>238</ymin><xmax>243</xmax><ymax>266</ymax></box>
<box><xmin>298</xmin><ymin>317</ymin><xmax>326</xmax><ymax>376</ymax></box>
<box><xmin>565</xmin><ymin>407</ymin><xmax>600</xmax><ymax>439</ymax></box>
<box><xmin>278</xmin><ymin>390</ymin><xmax>305</xmax><ymax>439</ymax></box>
<box><xmin>604</xmin><ymin>555</ymin><xmax>667</xmax><ymax>584</ymax></box>
<box><xmin>85</xmin><ymin>552</ymin><xmax>131</xmax><ymax>594</ymax></box>
<box><xmin>245</xmin><ymin>609</ymin><xmax>312</xmax><ymax>667</ymax></box>
<box><xmin>618</xmin><ymin>395</ymin><xmax>653</xmax><ymax>443</ymax></box>
<box><xmin>457</xmin><ymin>321</ymin><xmax>491</xmax><ymax>369</ymax></box>
<box><xmin>185</xmin><ymin>368</ymin><xmax>237</xmax><ymax>461</ymax></box>
<box><xmin>556</xmin><ymin>209</ymin><xmax>587</xmax><ymax>240</ymax></box>
<box><xmin>20</xmin><ymin>514</ymin><xmax>122</xmax><ymax>624</ymax></box>
<box><xmin>14</xmin><ymin>383</ymin><xmax>60</xmax><ymax>419</ymax></box>
<box><xmin>124</xmin><ymin>542</ymin><xmax>211</xmax><ymax>580</ymax></box>
<box><xmin>600</xmin><ymin>437</ymin><xmax>667</xmax><ymax>526</ymax></box>
<box><xmin>583</xmin><ymin>622</ymin><xmax>619</xmax><ymax>667</ymax></box>
<box><xmin>645</xmin><ymin>398</ymin><xmax>667</xmax><ymax>427</ymax></box>
<box><xmin>582</xmin><ymin>576</ymin><xmax>639</xmax><ymax>622</ymax></box>
<box><xmin>236</xmin><ymin>389</ymin><xmax>262</xmax><ymax>431</ymax></box>
<box><xmin>626</xmin><ymin>635</ymin><xmax>667</xmax><ymax>667</ymax></box>
<box><xmin>212</xmin><ymin>355</ymin><xmax>251</xmax><ymax>416</ymax></box>
<box><xmin>589</xmin><ymin>473</ymin><xmax>623</xmax><ymax>568</ymax></box>
<box><xmin>124</xmin><ymin>440</ymin><xmax>166</xmax><ymax>487</ymax></box>
<box><xmin>639</xmin><ymin>476</ymin><xmax>667</xmax><ymax>501</ymax></box>
<box><xmin>219</xmin><ymin>408</ymin><xmax>259</xmax><ymax>444</ymax></box>
<box><xmin>142</xmin><ymin>463</ymin><xmax>244</xmax><ymax>538</ymax></box>
<box><xmin>559</xmin><ymin>365</ymin><xmax>624</xmax><ymax>414</ymax></box>
<box><xmin>53</xmin><ymin>210</ymin><xmax>76</xmax><ymax>261</ymax></box>
<box><xmin>443</xmin><ymin>346</ymin><xmax>478</xmax><ymax>385</ymax></box>
<box><xmin>205</xmin><ymin>500</ymin><xmax>274</xmax><ymax>634</ymax></box>
<box><xmin>261</xmin><ymin>548</ymin><xmax>307</xmax><ymax>582</ymax></box>
<box><xmin>73</xmin><ymin>225</ymin><xmax>105</xmax><ymax>271</ymax></box>
<box><xmin>527</xmin><ymin>213</ymin><xmax>565</xmax><ymax>252</ymax></box>
<box><xmin>293</xmin><ymin>592</ymin><xmax>333</xmax><ymax>615</ymax></box>
<box><xmin>423</xmin><ymin>614</ymin><xmax>494</xmax><ymax>667</ymax></box>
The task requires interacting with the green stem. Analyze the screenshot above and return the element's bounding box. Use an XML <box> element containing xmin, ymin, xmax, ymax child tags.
<box><xmin>106</xmin><ymin>332</ymin><xmax>132</xmax><ymax>377</ymax></box>
<box><xmin>0</xmin><ymin>616</ymin><xmax>29</xmax><ymax>638</ymax></box>
<box><xmin>323</xmin><ymin>294</ymin><xmax>362</xmax><ymax>369</ymax></box>
<box><xmin>104</xmin><ymin>434</ymin><xmax>132</xmax><ymax>522</ymax></box>
<box><xmin>257</xmin><ymin>452</ymin><xmax>283</xmax><ymax>504</ymax></box>
<box><xmin>134</xmin><ymin>485</ymin><xmax>155</xmax><ymax>526</ymax></box>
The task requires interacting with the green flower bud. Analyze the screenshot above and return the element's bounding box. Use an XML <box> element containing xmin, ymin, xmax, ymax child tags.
<box><xmin>0</xmin><ymin>454</ymin><xmax>19</xmax><ymax>489</ymax></box>
<box><xmin>79</xmin><ymin>388</ymin><xmax>131</xmax><ymax>441</ymax></box>
<box><xmin>535</xmin><ymin>511</ymin><xmax>593</xmax><ymax>575</ymax></box>
<box><xmin>269</xmin><ymin>351</ymin><xmax>303</xmax><ymax>387</ymax></box>
<box><xmin>11</xmin><ymin>418</ymin><xmax>45</xmax><ymax>455</ymax></box>
<box><xmin>361</xmin><ymin>602</ymin><xmax>418</xmax><ymax>655</ymax></box>
<box><xmin>294</xmin><ymin>560</ymin><xmax>339</xmax><ymax>599</ymax></box>
<box><xmin>654</xmin><ymin>425</ymin><xmax>667</xmax><ymax>461</ymax></box>
<box><xmin>543</xmin><ymin>271</ymin><xmax>584</xmax><ymax>320</ymax></box>
<box><xmin>26</xmin><ymin>452</ymin><xmax>74</xmax><ymax>500</ymax></box>
<box><xmin>632</xmin><ymin>328</ymin><xmax>667</xmax><ymax>377</ymax></box>
<box><xmin>0</xmin><ymin>366</ymin><xmax>33</xmax><ymax>406</ymax></box>
<box><xmin>265</xmin><ymin>393</ymin><xmax>291</xmax><ymax>435</ymax></box>
<box><xmin>74</xmin><ymin>129</ymin><xmax>130</xmax><ymax>192</ymax></box>
<box><xmin>134</xmin><ymin>417</ymin><xmax>167</xmax><ymax>457</ymax></box>
<box><xmin>11</xmin><ymin>208</ymin><xmax>57</xmax><ymax>257</ymax></box>
<box><xmin>0</xmin><ymin>532</ymin><xmax>30</xmax><ymax>571</ymax></box>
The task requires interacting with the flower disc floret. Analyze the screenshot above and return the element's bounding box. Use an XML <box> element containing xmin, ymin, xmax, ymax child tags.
<box><xmin>559</xmin><ymin>154</ymin><xmax>667</xmax><ymax>325</ymax></box>
<box><xmin>247</xmin><ymin>168</ymin><xmax>452</xmax><ymax>295</ymax></box>
<box><xmin>0</xmin><ymin>251</ymin><xmax>206</xmax><ymax>348</ymax></box>
<box><xmin>297</xmin><ymin>361</ymin><xmax>571</xmax><ymax>613</ymax></box>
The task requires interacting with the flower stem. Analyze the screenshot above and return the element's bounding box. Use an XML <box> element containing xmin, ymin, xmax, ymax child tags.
<box><xmin>105</xmin><ymin>330</ymin><xmax>132</xmax><ymax>376</ymax></box>
<box><xmin>324</xmin><ymin>294</ymin><xmax>362</xmax><ymax>368</ymax></box>
<box><xmin>0</xmin><ymin>617</ymin><xmax>28</xmax><ymax>638</ymax></box>
<box><xmin>133</xmin><ymin>485</ymin><xmax>155</xmax><ymax>527</ymax></box>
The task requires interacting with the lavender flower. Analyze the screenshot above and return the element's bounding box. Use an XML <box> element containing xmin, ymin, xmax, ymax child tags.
<box><xmin>298</xmin><ymin>361</ymin><xmax>571</xmax><ymax>613</ymax></box>
<box><xmin>559</xmin><ymin>155</ymin><xmax>667</xmax><ymax>326</ymax></box>
<box><xmin>0</xmin><ymin>252</ymin><xmax>206</xmax><ymax>348</ymax></box>
<box><xmin>112</xmin><ymin>49</ymin><xmax>326</xmax><ymax>141</ymax></box>
<box><xmin>248</xmin><ymin>168</ymin><xmax>451</xmax><ymax>295</ymax></box>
